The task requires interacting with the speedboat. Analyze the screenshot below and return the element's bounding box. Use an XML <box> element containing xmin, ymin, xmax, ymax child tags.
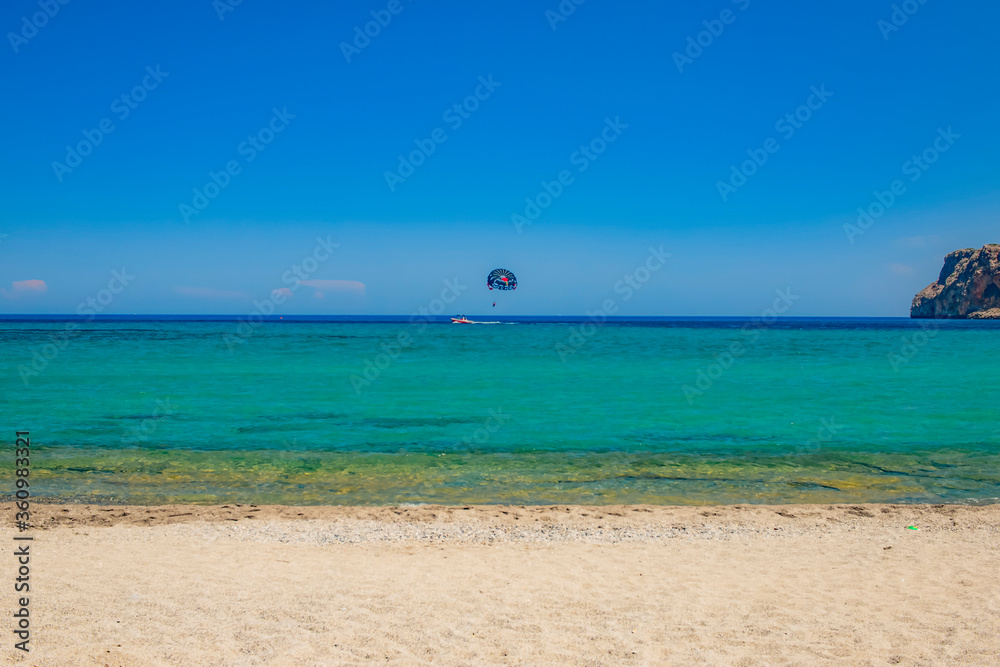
<box><xmin>451</xmin><ymin>315</ymin><xmax>473</xmax><ymax>323</ymax></box>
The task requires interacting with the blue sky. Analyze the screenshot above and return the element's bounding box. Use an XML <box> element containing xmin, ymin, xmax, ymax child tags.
<box><xmin>1</xmin><ymin>0</ymin><xmax>997</xmax><ymax>315</ymax></box>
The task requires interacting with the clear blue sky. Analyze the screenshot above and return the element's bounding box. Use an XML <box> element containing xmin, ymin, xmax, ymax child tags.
<box><xmin>1</xmin><ymin>0</ymin><xmax>997</xmax><ymax>315</ymax></box>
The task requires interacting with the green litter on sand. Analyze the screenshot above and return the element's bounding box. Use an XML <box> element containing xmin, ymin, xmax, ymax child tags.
<box><xmin>906</xmin><ymin>526</ymin><xmax>919</xmax><ymax>530</ymax></box>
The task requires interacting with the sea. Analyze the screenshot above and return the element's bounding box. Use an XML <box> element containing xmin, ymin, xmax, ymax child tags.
<box><xmin>2</xmin><ymin>316</ymin><xmax>998</xmax><ymax>506</ymax></box>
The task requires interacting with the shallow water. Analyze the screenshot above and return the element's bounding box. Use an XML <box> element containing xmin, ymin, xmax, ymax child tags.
<box><xmin>2</xmin><ymin>318</ymin><xmax>998</xmax><ymax>505</ymax></box>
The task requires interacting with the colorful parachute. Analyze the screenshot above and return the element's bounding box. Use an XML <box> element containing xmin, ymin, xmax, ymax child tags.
<box><xmin>487</xmin><ymin>268</ymin><xmax>517</xmax><ymax>291</ymax></box>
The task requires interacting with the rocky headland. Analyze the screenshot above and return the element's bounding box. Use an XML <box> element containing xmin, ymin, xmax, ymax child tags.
<box><xmin>911</xmin><ymin>244</ymin><xmax>1000</xmax><ymax>318</ymax></box>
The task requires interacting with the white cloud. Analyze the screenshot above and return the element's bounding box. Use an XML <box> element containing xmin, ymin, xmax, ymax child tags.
<box><xmin>299</xmin><ymin>280</ymin><xmax>366</xmax><ymax>296</ymax></box>
<box><xmin>0</xmin><ymin>279</ymin><xmax>48</xmax><ymax>299</ymax></box>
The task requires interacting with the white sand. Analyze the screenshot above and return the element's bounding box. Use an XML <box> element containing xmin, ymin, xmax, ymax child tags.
<box><xmin>3</xmin><ymin>503</ymin><xmax>999</xmax><ymax>665</ymax></box>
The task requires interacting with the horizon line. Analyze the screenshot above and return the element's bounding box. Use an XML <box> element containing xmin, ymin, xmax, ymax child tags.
<box><xmin>0</xmin><ymin>313</ymin><xmax>922</xmax><ymax>320</ymax></box>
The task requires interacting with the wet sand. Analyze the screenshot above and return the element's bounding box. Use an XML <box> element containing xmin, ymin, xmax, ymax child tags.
<box><xmin>3</xmin><ymin>503</ymin><xmax>999</xmax><ymax>665</ymax></box>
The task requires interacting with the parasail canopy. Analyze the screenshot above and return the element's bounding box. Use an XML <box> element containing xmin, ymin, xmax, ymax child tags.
<box><xmin>487</xmin><ymin>268</ymin><xmax>517</xmax><ymax>291</ymax></box>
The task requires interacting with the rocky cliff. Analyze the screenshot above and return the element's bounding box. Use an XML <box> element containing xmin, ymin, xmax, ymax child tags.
<box><xmin>911</xmin><ymin>244</ymin><xmax>1000</xmax><ymax>318</ymax></box>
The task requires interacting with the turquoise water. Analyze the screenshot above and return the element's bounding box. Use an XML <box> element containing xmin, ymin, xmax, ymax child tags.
<box><xmin>1</xmin><ymin>318</ymin><xmax>998</xmax><ymax>505</ymax></box>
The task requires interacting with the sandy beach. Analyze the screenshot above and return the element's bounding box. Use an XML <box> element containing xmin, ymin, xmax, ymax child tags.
<box><xmin>3</xmin><ymin>503</ymin><xmax>999</xmax><ymax>666</ymax></box>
